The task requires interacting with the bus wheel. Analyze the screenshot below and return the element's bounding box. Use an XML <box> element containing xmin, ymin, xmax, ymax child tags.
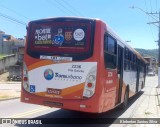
<box><xmin>121</xmin><ymin>87</ymin><xmax>129</xmax><ymax>109</ymax></box>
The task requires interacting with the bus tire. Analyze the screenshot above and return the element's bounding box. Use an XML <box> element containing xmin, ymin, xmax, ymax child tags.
<box><xmin>121</xmin><ymin>87</ymin><xmax>129</xmax><ymax>109</ymax></box>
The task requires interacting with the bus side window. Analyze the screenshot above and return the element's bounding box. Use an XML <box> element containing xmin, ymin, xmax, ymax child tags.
<box><xmin>104</xmin><ymin>35</ymin><xmax>117</xmax><ymax>69</ymax></box>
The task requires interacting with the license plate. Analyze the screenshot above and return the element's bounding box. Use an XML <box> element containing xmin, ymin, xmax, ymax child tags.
<box><xmin>44</xmin><ymin>101</ymin><xmax>63</xmax><ymax>107</ymax></box>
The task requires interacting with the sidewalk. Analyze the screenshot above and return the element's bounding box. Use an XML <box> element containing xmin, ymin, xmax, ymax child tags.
<box><xmin>111</xmin><ymin>76</ymin><xmax>160</xmax><ymax>127</ymax></box>
<box><xmin>157</xmin><ymin>87</ymin><xmax>160</xmax><ymax>106</ymax></box>
<box><xmin>132</xmin><ymin>76</ymin><xmax>160</xmax><ymax>118</ymax></box>
<box><xmin>0</xmin><ymin>72</ymin><xmax>21</xmax><ymax>101</ymax></box>
<box><xmin>0</xmin><ymin>82</ymin><xmax>21</xmax><ymax>101</ymax></box>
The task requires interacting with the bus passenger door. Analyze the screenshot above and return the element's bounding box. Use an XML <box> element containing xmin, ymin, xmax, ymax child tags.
<box><xmin>136</xmin><ymin>60</ymin><xmax>140</xmax><ymax>92</ymax></box>
<box><xmin>116</xmin><ymin>45</ymin><xmax>124</xmax><ymax>104</ymax></box>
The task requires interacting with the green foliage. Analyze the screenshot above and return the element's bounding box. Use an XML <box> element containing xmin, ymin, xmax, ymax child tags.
<box><xmin>135</xmin><ymin>48</ymin><xmax>158</xmax><ymax>60</ymax></box>
<box><xmin>0</xmin><ymin>54</ymin><xmax>5</xmax><ymax>59</ymax></box>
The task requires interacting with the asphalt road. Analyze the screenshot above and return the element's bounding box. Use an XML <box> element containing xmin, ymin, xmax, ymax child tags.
<box><xmin>0</xmin><ymin>96</ymin><xmax>143</xmax><ymax>127</ymax></box>
<box><xmin>0</xmin><ymin>76</ymin><xmax>159</xmax><ymax>127</ymax></box>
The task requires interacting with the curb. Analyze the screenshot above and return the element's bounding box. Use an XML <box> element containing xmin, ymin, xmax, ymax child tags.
<box><xmin>156</xmin><ymin>88</ymin><xmax>160</xmax><ymax>106</ymax></box>
<box><xmin>0</xmin><ymin>82</ymin><xmax>21</xmax><ymax>84</ymax></box>
<box><xmin>0</xmin><ymin>97</ymin><xmax>20</xmax><ymax>101</ymax></box>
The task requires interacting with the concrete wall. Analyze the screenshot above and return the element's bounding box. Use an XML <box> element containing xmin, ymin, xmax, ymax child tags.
<box><xmin>0</xmin><ymin>54</ymin><xmax>18</xmax><ymax>74</ymax></box>
<box><xmin>0</xmin><ymin>42</ymin><xmax>14</xmax><ymax>54</ymax></box>
<box><xmin>0</xmin><ymin>32</ymin><xmax>4</xmax><ymax>54</ymax></box>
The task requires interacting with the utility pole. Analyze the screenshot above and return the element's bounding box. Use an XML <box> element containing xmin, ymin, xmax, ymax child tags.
<box><xmin>130</xmin><ymin>6</ymin><xmax>160</xmax><ymax>87</ymax></box>
<box><xmin>147</xmin><ymin>11</ymin><xmax>160</xmax><ymax>87</ymax></box>
<box><xmin>158</xmin><ymin>11</ymin><xmax>160</xmax><ymax>87</ymax></box>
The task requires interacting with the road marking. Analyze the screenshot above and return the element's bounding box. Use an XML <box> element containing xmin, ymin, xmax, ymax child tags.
<box><xmin>8</xmin><ymin>107</ymin><xmax>50</xmax><ymax>118</ymax></box>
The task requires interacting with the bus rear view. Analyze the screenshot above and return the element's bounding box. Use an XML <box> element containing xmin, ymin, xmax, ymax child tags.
<box><xmin>21</xmin><ymin>17</ymin><xmax>101</xmax><ymax>113</ymax></box>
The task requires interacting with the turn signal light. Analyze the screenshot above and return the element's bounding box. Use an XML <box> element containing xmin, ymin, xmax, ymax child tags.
<box><xmin>23</xmin><ymin>77</ymin><xmax>28</xmax><ymax>81</ymax></box>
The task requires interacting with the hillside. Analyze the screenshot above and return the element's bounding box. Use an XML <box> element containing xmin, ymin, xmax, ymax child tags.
<box><xmin>135</xmin><ymin>48</ymin><xmax>158</xmax><ymax>60</ymax></box>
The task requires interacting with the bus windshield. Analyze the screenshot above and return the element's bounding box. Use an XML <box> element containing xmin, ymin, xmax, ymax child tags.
<box><xmin>27</xmin><ymin>19</ymin><xmax>95</xmax><ymax>60</ymax></box>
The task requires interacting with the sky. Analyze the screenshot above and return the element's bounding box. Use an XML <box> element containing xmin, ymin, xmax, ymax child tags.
<box><xmin>0</xmin><ymin>0</ymin><xmax>159</xmax><ymax>49</ymax></box>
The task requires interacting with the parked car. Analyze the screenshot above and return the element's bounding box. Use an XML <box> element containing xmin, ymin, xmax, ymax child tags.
<box><xmin>7</xmin><ymin>65</ymin><xmax>22</xmax><ymax>81</ymax></box>
<box><xmin>147</xmin><ymin>71</ymin><xmax>155</xmax><ymax>76</ymax></box>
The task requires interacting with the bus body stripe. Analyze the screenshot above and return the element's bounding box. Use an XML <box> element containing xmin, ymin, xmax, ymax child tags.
<box><xmin>28</xmin><ymin>60</ymin><xmax>54</xmax><ymax>71</ymax></box>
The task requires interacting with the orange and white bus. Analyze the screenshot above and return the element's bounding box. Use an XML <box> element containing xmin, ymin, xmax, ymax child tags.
<box><xmin>21</xmin><ymin>17</ymin><xmax>146</xmax><ymax>113</ymax></box>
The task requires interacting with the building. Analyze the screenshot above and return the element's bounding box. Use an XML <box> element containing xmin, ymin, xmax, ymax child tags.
<box><xmin>144</xmin><ymin>57</ymin><xmax>157</xmax><ymax>74</ymax></box>
<box><xmin>0</xmin><ymin>30</ymin><xmax>25</xmax><ymax>55</ymax></box>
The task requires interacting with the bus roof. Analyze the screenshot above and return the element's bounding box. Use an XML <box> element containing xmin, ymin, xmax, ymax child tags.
<box><xmin>28</xmin><ymin>17</ymin><xmax>97</xmax><ymax>24</ymax></box>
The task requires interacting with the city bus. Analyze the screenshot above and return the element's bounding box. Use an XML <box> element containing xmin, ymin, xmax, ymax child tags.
<box><xmin>21</xmin><ymin>17</ymin><xmax>147</xmax><ymax>113</ymax></box>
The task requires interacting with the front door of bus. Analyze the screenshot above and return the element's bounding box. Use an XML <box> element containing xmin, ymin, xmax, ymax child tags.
<box><xmin>117</xmin><ymin>45</ymin><xmax>124</xmax><ymax>104</ymax></box>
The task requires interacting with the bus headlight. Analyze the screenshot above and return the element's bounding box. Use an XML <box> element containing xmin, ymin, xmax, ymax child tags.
<box><xmin>83</xmin><ymin>66</ymin><xmax>97</xmax><ymax>98</ymax></box>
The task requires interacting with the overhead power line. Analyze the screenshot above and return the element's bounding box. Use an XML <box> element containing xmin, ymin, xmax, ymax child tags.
<box><xmin>144</xmin><ymin>0</ymin><xmax>156</xmax><ymax>41</ymax></box>
<box><xmin>61</xmin><ymin>0</ymin><xmax>85</xmax><ymax>16</ymax></box>
<box><xmin>54</xmin><ymin>0</ymin><xmax>78</xmax><ymax>16</ymax></box>
<box><xmin>144</xmin><ymin>0</ymin><xmax>158</xmax><ymax>38</ymax></box>
<box><xmin>0</xmin><ymin>12</ymin><xmax>27</xmax><ymax>26</ymax></box>
<box><xmin>148</xmin><ymin>17</ymin><xmax>157</xmax><ymax>41</ymax></box>
<box><xmin>144</xmin><ymin>0</ymin><xmax>148</xmax><ymax>12</ymax></box>
<box><xmin>149</xmin><ymin>0</ymin><xmax>153</xmax><ymax>12</ymax></box>
<box><xmin>0</xmin><ymin>4</ymin><xmax>30</xmax><ymax>21</ymax></box>
<box><xmin>46</xmin><ymin>0</ymin><xmax>85</xmax><ymax>17</ymax></box>
<box><xmin>156</xmin><ymin>0</ymin><xmax>158</xmax><ymax>12</ymax></box>
<box><xmin>47</xmin><ymin>0</ymin><xmax>71</xmax><ymax>15</ymax></box>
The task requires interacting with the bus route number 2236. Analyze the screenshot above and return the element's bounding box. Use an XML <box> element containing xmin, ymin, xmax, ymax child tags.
<box><xmin>72</xmin><ymin>65</ymin><xmax>81</xmax><ymax>69</ymax></box>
